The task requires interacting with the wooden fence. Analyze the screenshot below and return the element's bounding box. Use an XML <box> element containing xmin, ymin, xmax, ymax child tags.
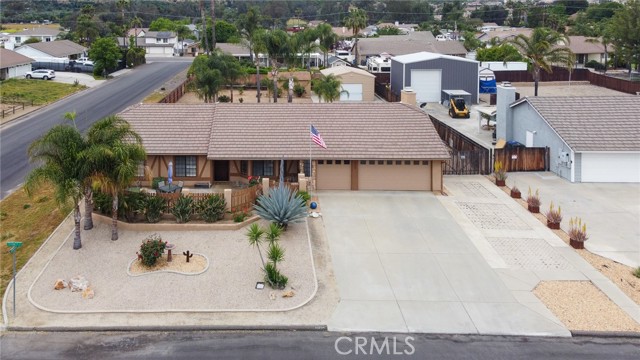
<box><xmin>587</xmin><ymin>71</ymin><xmax>640</xmax><ymax>94</ymax></box>
<box><xmin>159</xmin><ymin>76</ymin><xmax>194</xmax><ymax>103</ymax></box>
<box><xmin>1</xmin><ymin>102</ymin><xmax>29</xmax><ymax>118</ymax></box>
<box><xmin>230</xmin><ymin>186</ymin><xmax>258</xmax><ymax>212</ymax></box>
<box><xmin>430</xmin><ymin>116</ymin><xmax>493</xmax><ymax>175</ymax></box>
<box><xmin>494</xmin><ymin>147</ymin><xmax>549</xmax><ymax>172</ymax></box>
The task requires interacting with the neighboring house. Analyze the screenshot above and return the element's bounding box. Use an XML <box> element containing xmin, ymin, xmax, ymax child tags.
<box><xmin>567</xmin><ymin>36</ymin><xmax>606</xmax><ymax>67</ymax></box>
<box><xmin>326</xmin><ymin>55</ymin><xmax>349</xmax><ymax>68</ymax></box>
<box><xmin>14</xmin><ymin>40</ymin><xmax>86</xmax><ymax>63</ymax></box>
<box><xmin>138</xmin><ymin>31</ymin><xmax>177</xmax><ymax>57</ymax></box>
<box><xmin>496</xmin><ymin>85</ymin><xmax>640</xmax><ymax>183</ymax></box>
<box><xmin>480</xmin><ymin>22</ymin><xmax>502</xmax><ymax>32</ymax></box>
<box><xmin>476</xmin><ymin>28</ymin><xmax>533</xmax><ymax>44</ymax></box>
<box><xmin>376</xmin><ymin>22</ymin><xmax>418</xmax><ymax>34</ymax></box>
<box><xmin>119</xmin><ymin>103</ymin><xmax>450</xmax><ymax>191</ymax></box>
<box><xmin>356</xmin><ymin>31</ymin><xmax>467</xmax><ymax>65</ymax></box>
<box><xmin>5</xmin><ymin>27</ymin><xmax>61</xmax><ymax>49</ymax></box>
<box><xmin>0</xmin><ymin>48</ymin><xmax>34</xmax><ymax>80</ymax></box>
<box><xmin>333</xmin><ymin>27</ymin><xmax>356</xmax><ymax>38</ymax></box>
<box><xmin>391</xmin><ymin>51</ymin><xmax>480</xmax><ymax>104</ymax></box>
<box><xmin>320</xmin><ymin>66</ymin><xmax>376</xmax><ymax>101</ymax></box>
<box><xmin>127</xmin><ymin>28</ymin><xmax>149</xmax><ymax>38</ymax></box>
<box><xmin>215</xmin><ymin>43</ymin><xmax>270</xmax><ymax>65</ymax></box>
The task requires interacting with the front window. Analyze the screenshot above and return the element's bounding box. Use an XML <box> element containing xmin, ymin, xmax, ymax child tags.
<box><xmin>15</xmin><ymin>37</ymin><xmax>21</xmax><ymax>43</ymax></box>
<box><xmin>162</xmin><ymin>38</ymin><xmax>168</xmax><ymax>43</ymax></box>
<box><xmin>252</xmin><ymin>160</ymin><xmax>273</xmax><ymax>177</ymax></box>
<box><xmin>240</xmin><ymin>160</ymin><xmax>248</xmax><ymax>175</ymax></box>
<box><xmin>175</xmin><ymin>156</ymin><xmax>197</xmax><ymax>177</ymax></box>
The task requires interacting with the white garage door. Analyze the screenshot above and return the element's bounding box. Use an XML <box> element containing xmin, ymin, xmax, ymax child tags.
<box><xmin>340</xmin><ymin>84</ymin><xmax>363</xmax><ymax>101</ymax></box>
<box><xmin>317</xmin><ymin>160</ymin><xmax>351</xmax><ymax>190</ymax></box>
<box><xmin>359</xmin><ymin>161</ymin><xmax>431</xmax><ymax>190</ymax></box>
<box><xmin>581</xmin><ymin>152</ymin><xmax>640</xmax><ymax>183</ymax></box>
<box><xmin>411</xmin><ymin>70</ymin><xmax>442</xmax><ymax>103</ymax></box>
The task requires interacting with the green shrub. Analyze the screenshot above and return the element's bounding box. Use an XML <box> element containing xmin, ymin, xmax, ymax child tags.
<box><xmin>296</xmin><ymin>191</ymin><xmax>311</xmax><ymax>202</ymax></box>
<box><xmin>119</xmin><ymin>191</ymin><xmax>146</xmax><ymax>222</ymax></box>
<box><xmin>196</xmin><ymin>194</ymin><xmax>226</xmax><ymax>223</ymax></box>
<box><xmin>23</xmin><ymin>204</ymin><xmax>31</xmax><ymax>209</ymax></box>
<box><xmin>585</xmin><ymin>60</ymin><xmax>605</xmax><ymax>70</ymax></box>
<box><xmin>218</xmin><ymin>95</ymin><xmax>230</xmax><ymax>103</ymax></box>
<box><xmin>254</xmin><ymin>186</ymin><xmax>307</xmax><ymax>229</ymax></box>
<box><xmin>171</xmin><ymin>195</ymin><xmax>194</xmax><ymax>223</ymax></box>
<box><xmin>144</xmin><ymin>195</ymin><xmax>166</xmax><ymax>223</ymax></box>
<box><xmin>233</xmin><ymin>210</ymin><xmax>249</xmax><ymax>222</ymax></box>
<box><xmin>264</xmin><ymin>262</ymin><xmax>288</xmax><ymax>289</ymax></box>
<box><xmin>138</xmin><ymin>233</ymin><xmax>166</xmax><ymax>267</ymax></box>
<box><xmin>152</xmin><ymin>177</ymin><xmax>165</xmax><ymax>190</ymax></box>
<box><xmin>93</xmin><ymin>191</ymin><xmax>112</xmax><ymax>214</ymax></box>
<box><xmin>293</xmin><ymin>83</ymin><xmax>306</xmax><ymax>97</ymax></box>
<box><xmin>633</xmin><ymin>267</ymin><xmax>640</xmax><ymax>279</ymax></box>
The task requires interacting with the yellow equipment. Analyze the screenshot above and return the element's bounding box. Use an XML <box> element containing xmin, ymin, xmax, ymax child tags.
<box><xmin>449</xmin><ymin>97</ymin><xmax>470</xmax><ymax>118</ymax></box>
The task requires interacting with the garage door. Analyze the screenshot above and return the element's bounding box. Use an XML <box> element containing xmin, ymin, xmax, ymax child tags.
<box><xmin>411</xmin><ymin>70</ymin><xmax>442</xmax><ymax>103</ymax></box>
<box><xmin>581</xmin><ymin>152</ymin><xmax>640</xmax><ymax>183</ymax></box>
<box><xmin>359</xmin><ymin>160</ymin><xmax>431</xmax><ymax>190</ymax></box>
<box><xmin>340</xmin><ymin>84</ymin><xmax>363</xmax><ymax>101</ymax></box>
<box><xmin>317</xmin><ymin>160</ymin><xmax>351</xmax><ymax>190</ymax></box>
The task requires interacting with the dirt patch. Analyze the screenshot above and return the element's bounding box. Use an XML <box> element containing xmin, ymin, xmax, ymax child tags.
<box><xmin>129</xmin><ymin>254</ymin><xmax>207</xmax><ymax>275</ymax></box>
<box><xmin>177</xmin><ymin>89</ymin><xmax>312</xmax><ymax>104</ymax></box>
<box><xmin>534</xmin><ymin>281</ymin><xmax>640</xmax><ymax>332</ymax></box>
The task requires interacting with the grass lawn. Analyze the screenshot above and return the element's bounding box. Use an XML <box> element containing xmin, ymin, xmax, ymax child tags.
<box><xmin>0</xmin><ymin>78</ymin><xmax>87</xmax><ymax>105</ymax></box>
<box><xmin>0</xmin><ymin>184</ymin><xmax>68</xmax><ymax>317</ymax></box>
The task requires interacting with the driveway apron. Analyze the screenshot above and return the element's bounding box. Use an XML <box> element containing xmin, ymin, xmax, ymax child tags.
<box><xmin>320</xmin><ymin>190</ymin><xmax>570</xmax><ymax>336</ymax></box>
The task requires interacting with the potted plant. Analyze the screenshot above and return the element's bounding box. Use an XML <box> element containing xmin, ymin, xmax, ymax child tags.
<box><xmin>545</xmin><ymin>201</ymin><xmax>562</xmax><ymax>229</ymax></box>
<box><xmin>526</xmin><ymin>187</ymin><xmax>541</xmax><ymax>213</ymax></box>
<box><xmin>510</xmin><ymin>184</ymin><xmax>521</xmax><ymax>199</ymax></box>
<box><xmin>568</xmin><ymin>217</ymin><xmax>588</xmax><ymax>249</ymax></box>
<box><xmin>494</xmin><ymin>161</ymin><xmax>507</xmax><ymax>186</ymax></box>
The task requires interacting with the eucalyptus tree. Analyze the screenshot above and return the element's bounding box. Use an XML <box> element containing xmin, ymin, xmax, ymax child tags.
<box><xmin>190</xmin><ymin>54</ymin><xmax>224</xmax><ymax>102</ymax></box>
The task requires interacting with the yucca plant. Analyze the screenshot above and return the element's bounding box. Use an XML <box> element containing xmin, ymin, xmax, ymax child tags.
<box><xmin>264</xmin><ymin>262</ymin><xmax>288</xmax><ymax>289</ymax></box>
<box><xmin>254</xmin><ymin>185</ymin><xmax>306</xmax><ymax>229</ymax></box>
<box><xmin>197</xmin><ymin>194</ymin><xmax>226</xmax><ymax>223</ymax></box>
<box><xmin>247</xmin><ymin>223</ymin><xmax>266</xmax><ymax>268</ymax></box>
<box><xmin>265</xmin><ymin>223</ymin><xmax>283</xmax><ymax>244</ymax></box>
<box><xmin>171</xmin><ymin>195</ymin><xmax>194</xmax><ymax>223</ymax></box>
<box><xmin>144</xmin><ymin>195</ymin><xmax>166</xmax><ymax>223</ymax></box>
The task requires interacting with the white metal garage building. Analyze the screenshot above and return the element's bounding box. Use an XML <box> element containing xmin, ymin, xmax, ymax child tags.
<box><xmin>503</xmin><ymin>94</ymin><xmax>640</xmax><ymax>183</ymax></box>
<box><xmin>319</xmin><ymin>66</ymin><xmax>375</xmax><ymax>102</ymax></box>
<box><xmin>390</xmin><ymin>52</ymin><xmax>479</xmax><ymax>104</ymax></box>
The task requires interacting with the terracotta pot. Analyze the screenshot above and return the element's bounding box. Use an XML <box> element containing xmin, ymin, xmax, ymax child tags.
<box><xmin>528</xmin><ymin>204</ymin><xmax>540</xmax><ymax>213</ymax></box>
<box><xmin>570</xmin><ymin>238</ymin><xmax>585</xmax><ymax>249</ymax></box>
<box><xmin>510</xmin><ymin>190</ymin><xmax>521</xmax><ymax>199</ymax></box>
<box><xmin>547</xmin><ymin>220</ymin><xmax>560</xmax><ymax>229</ymax></box>
<box><xmin>496</xmin><ymin>179</ymin><xmax>506</xmax><ymax>187</ymax></box>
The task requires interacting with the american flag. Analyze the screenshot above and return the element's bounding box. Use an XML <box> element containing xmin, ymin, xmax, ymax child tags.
<box><xmin>310</xmin><ymin>125</ymin><xmax>327</xmax><ymax>149</ymax></box>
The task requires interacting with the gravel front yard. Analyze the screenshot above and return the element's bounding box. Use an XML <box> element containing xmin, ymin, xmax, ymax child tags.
<box><xmin>29</xmin><ymin>219</ymin><xmax>317</xmax><ymax>313</ymax></box>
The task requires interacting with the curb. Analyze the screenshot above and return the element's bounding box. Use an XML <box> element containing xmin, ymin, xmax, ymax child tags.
<box><xmin>6</xmin><ymin>324</ymin><xmax>328</xmax><ymax>332</ymax></box>
<box><xmin>571</xmin><ymin>330</ymin><xmax>640</xmax><ymax>338</ymax></box>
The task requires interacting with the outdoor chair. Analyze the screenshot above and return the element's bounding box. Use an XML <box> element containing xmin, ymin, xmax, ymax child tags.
<box><xmin>178</xmin><ymin>181</ymin><xmax>184</xmax><ymax>190</ymax></box>
<box><xmin>158</xmin><ymin>181</ymin><xmax>165</xmax><ymax>188</ymax></box>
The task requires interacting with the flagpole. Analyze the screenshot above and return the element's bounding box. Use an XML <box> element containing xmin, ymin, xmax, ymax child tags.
<box><xmin>309</xmin><ymin>124</ymin><xmax>312</xmax><ymax>192</ymax></box>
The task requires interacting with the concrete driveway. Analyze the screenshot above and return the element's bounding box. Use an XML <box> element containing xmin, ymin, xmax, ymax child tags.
<box><xmin>52</xmin><ymin>71</ymin><xmax>105</xmax><ymax>88</ymax></box>
<box><xmin>507</xmin><ymin>172</ymin><xmax>640</xmax><ymax>267</ymax></box>
<box><xmin>319</xmin><ymin>191</ymin><xmax>569</xmax><ymax>336</ymax></box>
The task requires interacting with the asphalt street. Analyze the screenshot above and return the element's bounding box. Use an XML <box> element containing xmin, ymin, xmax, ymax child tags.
<box><xmin>1</xmin><ymin>331</ymin><xmax>639</xmax><ymax>360</ymax></box>
<box><xmin>0</xmin><ymin>59</ymin><xmax>192</xmax><ymax>199</ymax></box>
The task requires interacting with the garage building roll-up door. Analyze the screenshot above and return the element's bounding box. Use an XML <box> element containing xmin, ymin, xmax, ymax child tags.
<box><xmin>581</xmin><ymin>152</ymin><xmax>640</xmax><ymax>183</ymax></box>
<box><xmin>411</xmin><ymin>70</ymin><xmax>442</xmax><ymax>103</ymax></box>
<box><xmin>340</xmin><ymin>84</ymin><xmax>363</xmax><ymax>101</ymax></box>
<box><xmin>317</xmin><ymin>161</ymin><xmax>351</xmax><ymax>190</ymax></box>
<box><xmin>359</xmin><ymin>161</ymin><xmax>431</xmax><ymax>190</ymax></box>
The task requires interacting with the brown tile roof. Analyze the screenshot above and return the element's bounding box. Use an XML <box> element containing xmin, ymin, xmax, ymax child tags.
<box><xmin>358</xmin><ymin>31</ymin><xmax>466</xmax><ymax>57</ymax></box>
<box><xmin>20</xmin><ymin>40</ymin><xmax>86</xmax><ymax>58</ymax></box>
<box><xmin>515</xmin><ymin>96</ymin><xmax>640</xmax><ymax>152</ymax></box>
<box><xmin>119</xmin><ymin>103</ymin><xmax>450</xmax><ymax>160</ymax></box>
<box><xmin>118</xmin><ymin>104</ymin><xmax>214</xmax><ymax>155</ymax></box>
<box><xmin>567</xmin><ymin>36</ymin><xmax>605</xmax><ymax>54</ymax></box>
<box><xmin>0</xmin><ymin>48</ymin><xmax>34</xmax><ymax>68</ymax></box>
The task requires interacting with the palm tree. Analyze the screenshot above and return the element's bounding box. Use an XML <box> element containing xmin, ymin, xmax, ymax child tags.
<box><xmin>237</xmin><ymin>6</ymin><xmax>261</xmax><ymax>63</ymax></box>
<box><xmin>344</xmin><ymin>7</ymin><xmax>367</xmax><ymax>65</ymax></box>
<box><xmin>508</xmin><ymin>27</ymin><xmax>574</xmax><ymax>96</ymax></box>
<box><xmin>316</xmin><ymin>23</ymin><xmax>338</xmax><ymax>67</ymax></box>
<box><xmin>25</xmin><ymin>125</ymin><xmax>86</xmax><ymax>250</ymax></box>
<box><xmin>312</xmin><ymin>74</ymin><xmax>348</xmax><ymax>103</ymax></box>
<box><xmin>263</xmin><ymin>29</ymin><xmax>290</xmax><ymax>102</ymax></box>
<box><xmin>116</xmin><ymin>0</ymin><xmax>129</xmax><ymax>48</ymax></box>
<box><xmin>84</xmin><ymin>116</ymin><xmax>146</xmax><ymax>241</ymax></box>
<box><xmin>246</xmin><ymin>223</ymin><xmax>266</xmax><ymax>269</ymax></box>
<box><xmin>131</xmin><ymin>16</ymin><xmax>142</xmax><ymax>48</ymax></box>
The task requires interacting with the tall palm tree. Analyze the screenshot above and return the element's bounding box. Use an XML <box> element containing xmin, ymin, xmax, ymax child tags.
<box><xmin>263</xmin><ymin>29</ymin><xmax>290</xmax><ymax>102</ymax></box>
<box><xmin>312</xmin><ymin>74</ymin><xmax>348</xmax><ymax>103</ymax></box>
<box><xmin>131</xmin><ymin>16</ymin><xmax>142</xmax><ymax>48</ymax></box>
<box><xmin>116</xmin><ymin>0</ymin><xmax>129</xmax><ymax>48</ymax></box>
<box><xmin>344</xmin><ymin>7</ymin><xmax>367</xmax><ymax>65</ymax></box>
<box><xmin>316</xmin><ymin>23</ymin><xmax>337</xmax><ymax>67</ymax></box>
<box><xmin>84</xmin><ymin>116</ymin><xmax>146</xmax><ymax>241</ymax></box>
<box><xmin>508</xmin><ymin>27</ymin><xmax>574</xmax><ymax>96</ymax></box>
<box><xmin>237</xmin><ymin>6</ymin><xmax>261</xmax><ymax>63</ymax></box>
<box><xmin>25</xmin><ymin>125</ymin><xmax>86</xmax><ymax>250</ymax></box>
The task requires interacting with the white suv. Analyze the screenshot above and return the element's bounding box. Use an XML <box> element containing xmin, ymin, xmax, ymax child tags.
<box><xmin>25</xmin><ymin>69</ymin><xmax>56</xmax><ymax>80</ymax></box>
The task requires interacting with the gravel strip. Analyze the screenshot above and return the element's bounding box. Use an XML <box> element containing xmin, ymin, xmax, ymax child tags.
<box><xmin>29</xmin><ymin>219</ymin><xmax>316</xmax><ymax>312</ymax></box>
<box><xmin>534</xmin><ymin>281</ymin><xmax>640</xmax><ymax>332</ymax></box>
<box><xmin>129</xmin><ymin>254</ymin><xmax>208</xmax><ymax>275</ymax></box>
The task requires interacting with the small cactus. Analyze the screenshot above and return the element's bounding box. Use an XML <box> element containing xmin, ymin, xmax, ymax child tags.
<box><xmin>183</xmin><ymin>250</ymin><xmax>193</xmax><ymax>262</ymax></box>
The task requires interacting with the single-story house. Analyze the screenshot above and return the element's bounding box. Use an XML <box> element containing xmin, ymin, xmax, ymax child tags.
<box><xmin>319</xmin><ymin>66</ymin><xmax>375</xmax><ymax>101</ymax></box>
<box><xmin>119</xmin><ymin>103</ymin><xmax>450</xmax><ymax>191</ymax></box>
<box><xmin>567</xmin><ymin>36</ymin><xmax>607</xmax><ymax>67</ymax></box>
<box><xmin>6</xmin><ymin>27</ymin><xmax>61</xmax><ymax>48</ymax></box>
<box><xmin>496</xmin><ymin>85</ymin><xmax>640</xmax><ymax>183</ymax></box>
<box><xmin>14</xmin><ymin>40</ymin><xmax>86</xmax><ymax>63</ymax></box>
<box><xmin>391</xmin><ymin>51</ymin><xmax>479</xmax><ymax>104</ymax></box>
<box><xmin>327</xmin><ymin>55</ymin><xmax>349</xmax><ymax>68</ymax></box>
<box><xmin>0</xmin><ymin>48</ymin><xmax>34</xmax><ymax>80</ymax></box>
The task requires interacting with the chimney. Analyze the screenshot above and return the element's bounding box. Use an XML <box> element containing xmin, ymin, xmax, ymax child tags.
<box><xmin>400</xmin><ymin>87</ymin><xmax>417</xmax><ymax>107</ymax></box>
<box><xmin>496</xmin><ymin>84</ymin><xmax>516</xmax><ymax>141</ymax></box>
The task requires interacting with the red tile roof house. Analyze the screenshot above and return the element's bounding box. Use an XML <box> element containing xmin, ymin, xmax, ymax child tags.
<box><xmin>118</xmin><ymin>103</ymin><xmax>450</xmax><ymax>192</ymax></box>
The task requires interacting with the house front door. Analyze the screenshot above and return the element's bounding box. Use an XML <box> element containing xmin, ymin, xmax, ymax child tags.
<box><xmin>214</xmin><ymin>160</ymin><xmax>230</xmax><ymax>181</ymax></box>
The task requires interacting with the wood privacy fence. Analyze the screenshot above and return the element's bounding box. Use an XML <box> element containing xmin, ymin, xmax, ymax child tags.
<box><xmin>160</xmin><ymin>76</ymin><xmax>194</xmax><ymax>103</ymax></box>
<box><xmin>230</xmin><ymin>186</ymin><xmax>258</xmax><ymax>212</ymax></box>
<box><xmin>494</xmin><ymin>147</ymin><xmax>549</xmax><ymax>172</ymax></box>
<box><xmin>430</xmin><ymin>116</ymin><xmax>492</xmax><ymax>175</ymax></box>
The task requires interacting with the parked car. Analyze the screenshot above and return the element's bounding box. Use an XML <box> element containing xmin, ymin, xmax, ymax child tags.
<box><xmin>25</xmin><ymin>69</ymin><xmax>56</xmax><ymax>80</ymax></box>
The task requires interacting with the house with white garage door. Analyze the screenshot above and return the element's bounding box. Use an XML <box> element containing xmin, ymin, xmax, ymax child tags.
<box><xmin>319</xmin><ymin>66</ymin><xmax>375</xmax><ymax>101</ymax></box>
<box><xmin>496</xmin><ymin>85</ymin><xmax>640</xmax><ymax>183</ymax></box>
<box><xmin>390</xmin><ymin>51</ymin><xmax>479</xmax><ymax>104</ymax></box>
<box><xmin>119</xmin><ymin>103</ymin><xmax>450</xmax><ymax>192</ymax></box>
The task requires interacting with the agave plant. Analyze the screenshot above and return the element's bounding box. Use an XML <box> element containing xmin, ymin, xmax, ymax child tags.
<box><xmin>254</xmin><ymin>185</ymin><xmax>307</xmax><ymax>229</ymax></box>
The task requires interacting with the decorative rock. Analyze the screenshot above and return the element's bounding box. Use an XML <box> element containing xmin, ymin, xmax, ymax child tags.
<box><xmin>269</xmin><ymin>292</ymin><xmax>276</xmax><ymax>300</ymax></box>
<box><xmin>53</xmin><ymin>279</ymin><xmax>67</xmax><ymax>290</ymax></box>
<box><xmin>282</xmin><ymin>290</ymin><xmax>295</xmax><ymax>298</ymax></box>
<box><xmin>82</xmin><ymin>287</ymin><xmax>95</xmax><ymax>299</ymax></box>
<box><xmin>70</xmin><ymin>275</ymin><xmax>89</xmax><ymax>292</ymax></box>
